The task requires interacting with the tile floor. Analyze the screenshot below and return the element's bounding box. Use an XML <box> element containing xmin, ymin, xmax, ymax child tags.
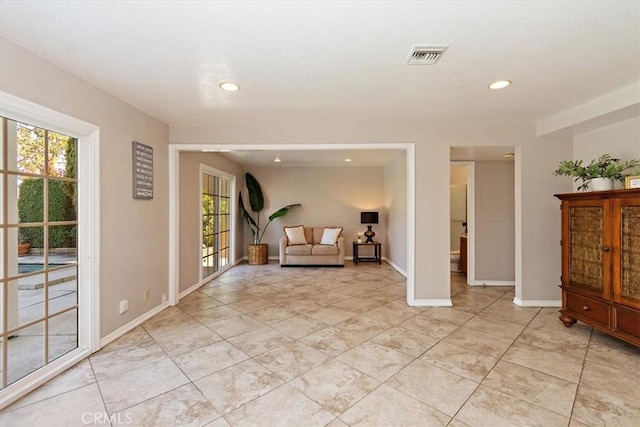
<box><xmin>1</xmin><ymin>262</ymin><xmax>639</xmax><ymax>426</ymax></box>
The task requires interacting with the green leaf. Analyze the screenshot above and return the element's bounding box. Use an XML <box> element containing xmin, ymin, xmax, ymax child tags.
<box><xmin>238</xmin><ymin>193</ymin><xmax>257</xmax><ymax>229</ymax></box>
<box><xmin>245</xmin><ymin>173</ymin><xmax>264</xmax><ymax>213</ymax></box>
<box><xmin>268</xmin><ymin>204</ymin><xmax>301</xmax><ymax>221</ymax></box>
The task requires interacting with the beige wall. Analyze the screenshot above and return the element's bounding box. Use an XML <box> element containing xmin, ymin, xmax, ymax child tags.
<box><xmin>475</xmin><ymin>161</ymin><xmax>515</xmax><ymax>282</ymax></box>
<box><xmin>0</xmin><ymin>37</ymin><xmax>170</xmax><ymax>336</ymax></box>
<box><xmin>171</xmin><ymin>121</ymin><xmax>570</xmax><ymax>302</ymax></box>
<box><xmin>573</xmin><ymin>115</ymin><xmax>640</xmax><ymax>189</ymax></box>
<box><xmin>384</xmin><ymin>152</ymin><xmax>407</xmax><ymax>272</ymax></box>
<box><xmin>241</xmin><ymin>166</ymin><xmax>386</xmax><ymax>258</ymax></box>
<box><xmin>179</xmin><ymin>152</ymin><xmax>244</xmax><ymax>292</ymax></box>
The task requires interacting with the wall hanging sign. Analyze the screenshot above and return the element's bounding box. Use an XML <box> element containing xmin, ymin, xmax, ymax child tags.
<box><xmin>132</xmin><ymin>141</ymin><xmax>153</xmax><ymax>199</ymax></box>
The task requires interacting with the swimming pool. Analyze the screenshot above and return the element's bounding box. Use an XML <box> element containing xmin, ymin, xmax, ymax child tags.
<box><xmin>18</xmin><ymin>264</ymin><xmax>65</xmax><ymax>274</ymax></box>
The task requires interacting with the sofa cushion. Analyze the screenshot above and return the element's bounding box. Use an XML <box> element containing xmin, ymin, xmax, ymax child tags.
<box><xmin>286</xmin><ymin>244</ymin><xmax>313</xmax><ymax>255</ymax></box>
<box><xmin>320</xmin><ymin>227</ymin><xmax>343</xmax><ymax>245</ymax></box>
<box><xmin>284</xmin><ymin>225</ymin><xmax>307</xmax><ymax>245</ymax></box>
<box><xmin>312</xmin><ymin>244</ymin><xmax>339</xmax><ymax>255</ymax></box>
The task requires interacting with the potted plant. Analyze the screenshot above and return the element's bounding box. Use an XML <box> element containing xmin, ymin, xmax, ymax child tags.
<box><xmin>239</xmin><ymin>173</ymin><xmax>301</xmax><ymax>264</ymax></box>
<box><xmin>554</xmin><ymin>154</ymin><xmax>640</xmax><ymax>191</ymax></box>
<box><xmin>18</xmin><ymin>233</ymin><xmax>31</xmax><ymax>256</ymax></box>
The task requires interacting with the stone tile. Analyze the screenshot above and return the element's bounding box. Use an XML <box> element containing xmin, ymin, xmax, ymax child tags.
<box><xmin>172</xmin><ymin>340</ymin><xmax>249</xmax><ymax>381</ymax></box>
<box><xmin>450</xmin><ymin>293</ymin><xmax>497</xmax><ymax>314</ymax></box>
<box><xmin>339</xmin><ymin>384</ymin><xmax>450</xmax><ymax>426</ymax></box>
<box><xmin>369</xmin><ymin>326</ymin><xmax>438</xmax><ymax>357</ymax></box>
<box><xmin>4</xmin><ymin>359</ymin><xmax>95</xmax><ymax>411</ymax></box>
<box><xmin>330</xmin><ymin>296</ymin><xmax>385</xmax><ymax>313</ymax></box>
<box><xmin>482</xmin><ymin>360</ymin><xmax>578</xmax><ymax>417</ymax></box>
<box><xmin>399</xmin><ymin>315</ymin><xmax>460</xmax><ymax>339</ymax></box>
<box><xmin>205</xmin><ymin>314</ymin><xmax>266</xmax><ymax>339</ymax></box>
<box><xmin>456</xmin><ymin>386</ymin><xmax>569</xmax><ymax>427</ymax></box>
<box><xmin>387</xmin><ymin>359</ymin><xmax>478</xmax><ymax>417</ymax></box>
<box><xmin>270</xmin><ymin>315</ymin><xmax>329</xmax><ymax>339</ymax></box>
<box><xmin>503</xmin><ymin>341</ymin><xmax>584</xmax><ymax>383</ymax></box>
<box><xmin>277</xmin><ymin>298</ymin><xmax>327</xmax><ymax>313</ymax></box>
<box><xmin>254</xmin><ymin>341</ymin><xmax>330</xmax><ymax>381</ymax></box>
<box><xmin>290</xmin><ymin>359</ymin><xmax>380</xmax><ymax>416</ymax></box>
<box><xmin>300</xmin><ymin>326</ymin><xmax>366</xmax><ymax>357</ymax></box>
<box><xmin>478</xmin><ymin>300</ymin><xmax>540</xmax><ymax>326</ymax></box>
<box><xmin>114</xmin><ymin>383</ymin><xmax>218</xmax><ymax>426</ymax></box>
<box><xmin>89</xmin><ymin>327</ymin><xmax>166</xmax><ymax>381</ymax></box>
<box><xmin>306</xmin><ymin>306</ymin><xmax>358</xmax><ymax>325</ymax></box>
<box><xmin>245</xmin><ymin>305</ymin><xmax>298</xmax><ymax>324</ymax></box>
<box><xmin>418</xmin><ymin>307</ymin><xmax>475</xmax><ymax>325</ymax></box>
<box><xmin>571</xmin><ymin>384</ymin><xmax>640</xmax><ymax>426</ymax></box>
<box><xmin>325</xmin><ymin>418</ymin><xmax>350</xmax><ymax>427</ymax></box>
<box><xmin>579</xmin><ymin>360</ymin><xmax>640</xmax><ymax>405</ymax></box>
<box><xmin>420</xmin><ymin>341</ymin><xmax>498</xmax><ymax>382</ymax></box>
<box><xmin>190</xmin><ymin>305</ymin><xmax>243</xmax><ymax>324</ymax></box>
<box><xmin>225</xmin><ymin>384</ymin><xmax>334</xmax><ymax>427</ymax></box>
<box><xmin>0</xmin><ymin>383</ymin><xmax>107</xmax><ymax>426</ymax></box>
<box><xmin>465</xmin><ymin>315</ymin><xmax>526</xmax><ymax>340</ymax></box>
<box><xmin>361</xmin><ymin>304</ymin><xmax>417</xmax><ymax>325</ymax></box>
<box><xmin>334</xmin><ymin>315</ymin><xmax>392</xmax><ymax>339</ymax></box>
<box><xmin>98</xmin><ymin>358</ymin><xmax>189</xmax><ymax>414</ymax></box>
<box><xmin>204</xmin><ymin>417</ymin><xmax>231</xmax><ymax>427</ymax></box>
<box><xmin>517</xmin><ymin>323</ymin><xmax>590</xmax><ymax>361</ymax></box>
<box><xmin>337</xmin><ymin>341</ymin><xmax>413</xmax><ymax>381</ymax></box>
<box><xmin>228</xmin><ymin>297</ymin><xmax>275</xmax><ymax>314</ymax></box>
<box><xmin>227</xmin><ymin>326</ymin><xmax>294</xmax><ymax>357</ymax></box>
<box><xmin>176</xmin><ymin>294</ymin><xmax>223</xmax><ymax>314</ymax></box>
<box><xmin>586</xmin><ymin>330</ymin><xmax>640</xmax><ymax>372</ymax></box>
<box><xmin>142</xmin><ymin>312</ymin><xmax>203</xmax><ymax>340</ymax></box>
<box><xmin>152</xmin><ymin>324</ymin><xmax>223</xmax><ymax>357</ymax></box>
<box><xmin>194</xmin><ymin>359</ymin><xmax>284</xmax><ymax>415</ymax></box>
<box><xmin>443</xmin><ymin>325</ymin><xmax>514</xmax><ymax>358</ymax></box>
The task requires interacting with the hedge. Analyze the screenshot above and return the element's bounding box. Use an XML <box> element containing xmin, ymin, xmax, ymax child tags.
<box><xmin>18</xmin><ymin>178</ymin><xmax>76</xmax><ymax>248</ymax></box>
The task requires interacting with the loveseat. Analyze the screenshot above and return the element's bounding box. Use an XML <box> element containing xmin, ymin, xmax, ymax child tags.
<box><xmin>279</xmin><ymin>226</ymin><xmax>345</xmax><ymax>266</ymax></box>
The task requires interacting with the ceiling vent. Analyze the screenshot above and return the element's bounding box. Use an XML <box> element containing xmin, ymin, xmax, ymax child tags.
<box><xmin>405</xmin><ymin>45</ymin><xmax>449</xmax><ymax>65</ymax></box>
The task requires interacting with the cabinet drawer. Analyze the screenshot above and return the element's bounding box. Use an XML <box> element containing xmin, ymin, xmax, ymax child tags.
<box><xmin>565</xmin><ymin>293</ymin><xmax>609</xmax><ymax>328</ymax></box>
<box><xmin>613</xmin><ymin>305</ymin><xmax>640</xmax><ymax>343</ymax></box>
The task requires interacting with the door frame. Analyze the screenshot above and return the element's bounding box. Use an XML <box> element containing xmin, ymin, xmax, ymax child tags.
<box><xmin>450</xmin><ymin>161</ymin><xmax>475</xmax><ymax>286</ymax></box>
<box><xmin>0</xmin><ymin>91</ymin><xmax>100</xmax><ymax>409</ymax></box>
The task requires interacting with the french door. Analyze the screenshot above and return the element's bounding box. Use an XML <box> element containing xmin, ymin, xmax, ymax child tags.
<box><xmin>200</xmin><ymin>166</ymin><xmax>233</xmax><ymax>281</ymax></box>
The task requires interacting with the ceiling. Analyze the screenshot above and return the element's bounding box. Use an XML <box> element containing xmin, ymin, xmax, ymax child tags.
<box><xmin>1</xmin><ymin>1</ymin><xmax>638</xmax><ymax>128</ymax></box>
<box><xmin>218</xmin><ymin>149</ymin><xmax>405</xmax><ymax>167</ymax></box>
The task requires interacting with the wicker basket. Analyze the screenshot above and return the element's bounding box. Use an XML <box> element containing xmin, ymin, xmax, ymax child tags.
<box><xmin>248</xmin><ymin>244</ymin><xmax>268</xmax><ymax>265</ymax></box>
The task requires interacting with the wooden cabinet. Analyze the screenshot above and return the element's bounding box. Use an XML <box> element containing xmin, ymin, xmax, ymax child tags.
<box><xmin>555</xmin><ymin>189</ymin><xmax>640</xmax><ymax>347</ymax></box>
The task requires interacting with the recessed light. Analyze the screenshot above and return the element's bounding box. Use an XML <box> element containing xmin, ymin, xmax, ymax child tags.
<box><xmin>489</xmin><ymin>80</ymin><xmax>511</xmax><ymax>90</ymax></box>
<box><xmin>274</xmin><ymin>157</ymin><xmax>281</xmax><ymax>163</ymax></box>
<box><xmin>503</xmin><ymin>152</ymin><xmax>515</xmax><ymax>159</ymax></box>
<box><xmin>219</xmin><ymin>82</ymin><xmax>240</xmax><ymax>91</ymax></box>
<box><xmin>344</xmin><ymin>158</ymin><xmax>352</xmax><ymax>162</ymax></box>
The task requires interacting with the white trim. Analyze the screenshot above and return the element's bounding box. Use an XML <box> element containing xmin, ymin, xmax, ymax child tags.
<box><xmin>413</xmin><ymin>299</ymin><xmax>453</xmax><ymax>307</ymax></box>
<box><xmin>0</xmin><ymin>348</ymin><xmax>90</xmax><ymax>409</ymax></box>
<box><xmin>450</xmin><ymin>161</ymin><xmax>475</xmax><ymax>287</ymax></box>
<box><xmin>178</xmin><ymin>281</ymin><xmax>202</xmax><ymax>299</ymax></box>
<box><xmin>169</xmin><ymin>142</ymin><xmax>416</xmax><ymax>307</ymax></box>
<box><xmin>0</xmin><ymin>91</ymin><xmax>101</xmax><ymax>403</ymax></box>
<box><xmin>383</xmin><ymin>257</ymin><xmax>407</xmax><ymax>277</ymax></box>
<box><xmin>514</xmin><ymin>146</ymin><xmax>523</xmax><ymax>304</ymax></box>
<box><xmin>471</xmin><ymin>280</ymin><xmax>515</xmax><ymax>287</ymax></box>
<box><xmin>100</xmin><ymin>302</ymin><xmax>169</xmax><ymax>348</ymax></box>
<box><xmin>513</xmin><ymin>298</ymin><xmax>562</xmax><ymax>307</ymax></box>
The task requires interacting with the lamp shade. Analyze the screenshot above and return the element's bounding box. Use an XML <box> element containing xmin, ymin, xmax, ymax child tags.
<box><xmin>360</xmin><ymin>212</ymin><xmax>379</xmax><ymax>224</ymax></box>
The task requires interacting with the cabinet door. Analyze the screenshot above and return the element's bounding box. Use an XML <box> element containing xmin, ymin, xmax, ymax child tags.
<box><xmin>613</xmin><ymin>197</ymin><xmax>640</xmax><ymax>308</ymax></box>
<box><xmin>562</xmin><ymin>199</ymin><xmax>611</xmax><ymax>299</ymax></box>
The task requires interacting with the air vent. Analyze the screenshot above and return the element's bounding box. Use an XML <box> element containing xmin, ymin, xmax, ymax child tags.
<box><xmin>406</xmin><ymin>45</ymin><xmax>449</xmax><ymax>65</ymax></box>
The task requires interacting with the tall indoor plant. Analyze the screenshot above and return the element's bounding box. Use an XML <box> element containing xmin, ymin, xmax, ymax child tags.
<box><xmin>239</xmin><ymin>173</ymin><xmax>301</xmax><ymax>264</ymax></box>
<box><xmin>554</xmin><ymin>154</ymin><xmax>640</xmax><ymax>191</ymax></box>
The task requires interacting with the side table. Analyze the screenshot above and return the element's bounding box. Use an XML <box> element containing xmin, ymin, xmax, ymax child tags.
<box><xmin>353</xmin><ymin>241</ymin><xmax>382</xmax><ymax>265</ymax></box>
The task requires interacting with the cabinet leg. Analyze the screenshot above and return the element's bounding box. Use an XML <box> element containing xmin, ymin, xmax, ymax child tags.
<box><xmin>559</xmin><ymin>313</ymin><xmax>577</xmax><ymax>327</ymax></box>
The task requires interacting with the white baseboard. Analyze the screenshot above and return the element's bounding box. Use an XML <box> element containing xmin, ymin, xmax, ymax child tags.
<box><xmin>412</xmin><ymin>299</ymin><xmax>453</xmax><ymax>307</ymax></box>
<box><xmin>513</xmin><ymin>298</ymin><xmax>562</xmax><ymax>307</ymax></box>
<box><xmin>383</xmin><ymin>257</ymin><xmax>407</xmax><ymax>277</ymax></box>
<box><xmin>179</xmin><ymin>281</ymin><xmax>202</xmax><ymax>299</ymax></box>
<box><xmin>472</xmin><ymin>280</ymin><xmax>515</xmax><ymax>287</ymax></box>
<box><xmin>100</xmin><ymin>302</ymin><xmax>169</xmax><ymax>348</ymax></box>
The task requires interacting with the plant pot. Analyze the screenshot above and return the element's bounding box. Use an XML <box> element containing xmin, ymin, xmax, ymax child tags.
<box><xmin>589</xmin><ymin>177</ymin><xmax>614</xmax><ymax>192</ymax></box>
<box><xmin>18</xmin><ymin>242</ymin><xmax>31</xmax><ymax>256</ymax></box>
<box><xmin>248</xmin><ymin>243</ymin><xmax>268</xmax><ymax>265</ymax></box>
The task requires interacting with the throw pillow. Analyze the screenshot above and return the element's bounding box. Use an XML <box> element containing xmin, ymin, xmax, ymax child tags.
<box><xmin>284</xmin><ymin>225</ymin><xmax>307</xmax><ymax>245</ymax></box>
<box><xmin>320</xmin><ymin>227</ymin><xmax>343</xmax><ymax>245</ymax></box>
